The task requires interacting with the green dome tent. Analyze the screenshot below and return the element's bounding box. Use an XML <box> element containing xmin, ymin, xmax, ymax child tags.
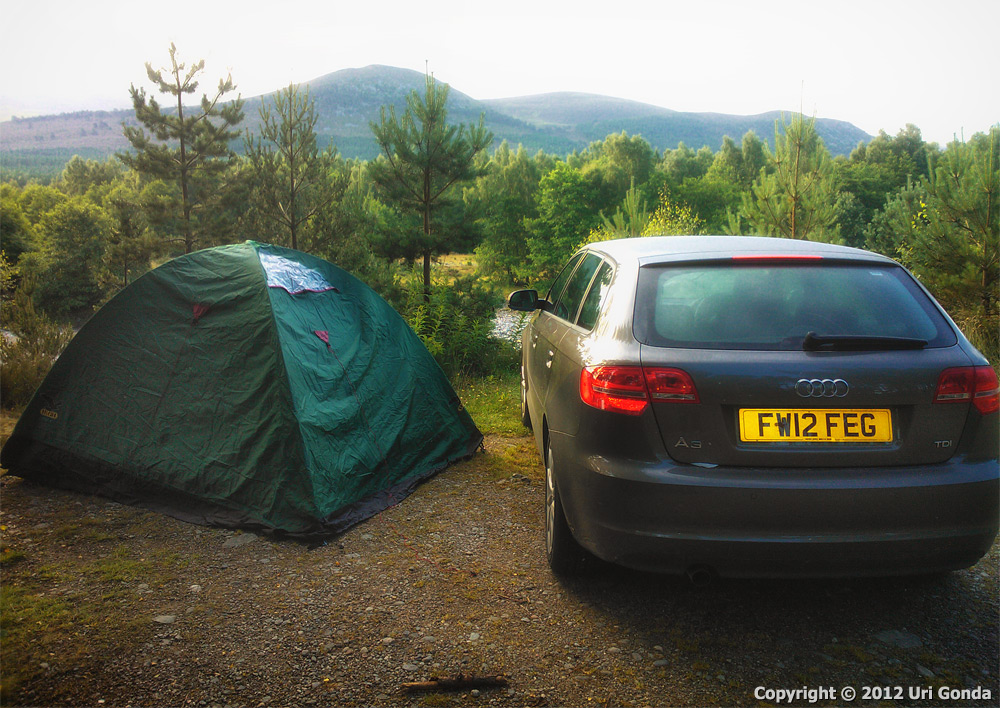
<box><xmin>1</xmin><ymin>242</ymin><xmax>482</xmax><ymax>536</ymax></box>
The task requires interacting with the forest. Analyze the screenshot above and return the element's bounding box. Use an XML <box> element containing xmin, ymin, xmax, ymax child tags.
<box><xmin>1</xmin><ymin>46</ymin><xmax>998</xmax><ymax>408</ymax></box>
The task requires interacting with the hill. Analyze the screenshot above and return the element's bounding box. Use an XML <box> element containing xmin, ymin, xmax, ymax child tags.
<box><xmin>0</xmin><ymin>65</ymin><xmax>871</xmax><ymax>178</ymax></box>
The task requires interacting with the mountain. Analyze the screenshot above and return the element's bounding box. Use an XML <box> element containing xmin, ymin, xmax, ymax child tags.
<box><xmin>483</xmin><ymin>93</ymin><xmax>869</xmax><ymax>156</ymax></box>
<box><xmin>0</xmin><ymin>65</ymin><xmax>871</xmax><ymax>177</ymax></box>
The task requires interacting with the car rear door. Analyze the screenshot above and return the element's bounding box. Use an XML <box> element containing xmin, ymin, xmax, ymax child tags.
<box><xmin>525</xmin><ymin>253</ymin><xmax>583</xmax><ymax>413</ymax></box>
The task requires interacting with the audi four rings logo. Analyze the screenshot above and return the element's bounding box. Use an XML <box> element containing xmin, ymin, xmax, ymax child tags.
<box><xmin>795</xmin><ymin>378</ymin><xmax>849</xmax><ymax>397</ymax></box>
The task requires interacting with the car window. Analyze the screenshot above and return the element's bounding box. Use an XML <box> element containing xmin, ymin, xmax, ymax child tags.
<box><xmin>576</xmin><ymin>261</ymin><xmax>613</xmax><ymax>331</ymax></box>
<box><xmin>633</xmin><ymin>263</ymin><xmax>957</xmax><ymax>350</ymax></box>
<box><xmin>553</xmin><ymin>253</ymin><xmax>601</xmax><ymax>322</ymax></box>
<box><xmin>545</xmin><ymin>252</ymin><xmax>583</xmax><ymax>305</ymax></box>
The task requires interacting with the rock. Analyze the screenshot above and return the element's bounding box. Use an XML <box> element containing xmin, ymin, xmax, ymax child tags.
<box><xmin>471</xmin><ymin>689</ymin><xmax>481</xmax><ymax>698</ymax></box>
<box><xmin>223</xmin><ymin>534</ymin><xmax>257</xmax><ymax>548</ymax></box>
<box><xmin>632</xmin><ymin>652</ymin><xmax>643</xmax><ymax>661</ymax></box>
<box><xmin>653</xmin><ymin>660</ymin><xmax>669</xmax><ymax>667</ymax></box>
<box><xmin>469</xmin><ymin>632</ymin><xmax>480</xmax><ymax>641</ymax></box>
<box><xmin>917</xmin><ymin>665</ymin><xmax>935</xmax><ymax>678</ymax></box>
<box><xmin>875</xmin><ymin>630</ymin><xmax>923</xmax><ymax>649</ymax></box>
<box><xmin>382</xmin><ymin>637</ymin><xmax>394</xmax><ymax>645</ymax></box>
<box><xmin>402</xmin><ymin>663</ymin><xmax>419</xmax><ymax>671</ymax></box>
<box><xmin>189</xmin><ymin>584</ymin><xmax>202</xmax><ymax>593</ymax></box>
<box><xmin>154</xmin><ymin>615</ymin><xmax>176</xmax><ymax>624</ymax></box>
<box><xmin>608</xmin><ymin>647</ymin><xmax>620</xmax><ymax>654</ymax></box>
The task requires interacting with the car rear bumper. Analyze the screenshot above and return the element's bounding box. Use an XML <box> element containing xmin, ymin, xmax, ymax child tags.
<box><xmin>550</xmin><ymin>431</ymin><xmax>999</xmax><ymax>578</ymax></box>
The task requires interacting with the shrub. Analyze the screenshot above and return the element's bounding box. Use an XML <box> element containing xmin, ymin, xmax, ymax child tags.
<box><xmin>1</xmin><ymin>276</ymin><xmax>73</xmax><ymax>409</ymax></box>
<box><xmin>397</xmin><ymin>267</ymin><xmax>519</xmax><ymax>378</ymax></box>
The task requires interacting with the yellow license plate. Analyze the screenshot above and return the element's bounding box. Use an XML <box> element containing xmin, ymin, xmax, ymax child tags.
<box><xmin>739</xmin><ymin>409</ymin><xmax>893</xmax><ymax>443</ymax></box>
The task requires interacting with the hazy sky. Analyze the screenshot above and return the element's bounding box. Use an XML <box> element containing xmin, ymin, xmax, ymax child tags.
<box><xmin>1</xmin><ymin>0</ymin><xmax>996</xmax><ymax>145</ymax></box>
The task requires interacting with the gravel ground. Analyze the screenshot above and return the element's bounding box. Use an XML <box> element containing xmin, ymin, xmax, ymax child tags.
<box><xmin>1</xmin><ymin>432</ymin><xmax>997</xmax><ymax>708</ymax></box>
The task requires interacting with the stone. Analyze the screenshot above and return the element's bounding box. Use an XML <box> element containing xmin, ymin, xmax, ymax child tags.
<box><xmin>874</xmin><ymin>630</ymin><xmax>923</xmax><ymax>649</ymax></box>
<box><xmin>154</xmin><ymin>615</ymin><xmax>176</xmax><ymax>624</ymax></box>
<box><xmin>223</xmin><ymin>534</ymin><xmax>257</xmax><ymax>548</ymax></box>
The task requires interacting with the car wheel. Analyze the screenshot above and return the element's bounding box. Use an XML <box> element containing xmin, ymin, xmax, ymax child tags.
<box><xmin>545</xmin><ymin>443</ymin><xmax>587</xmax><ymax>575</ymax></box>
<box><xmin>520</xmin><ymin>365</ymin><xmax>532</xmax><ymax>429</ymax></box>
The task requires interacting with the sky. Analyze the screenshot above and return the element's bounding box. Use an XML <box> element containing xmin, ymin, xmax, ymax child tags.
<box><xmin>1</xmin><ymin>0</ymin><xmax>997</xmax><ymax>146</ymax></box>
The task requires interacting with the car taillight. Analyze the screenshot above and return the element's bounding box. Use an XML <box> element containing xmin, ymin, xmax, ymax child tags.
<box><xmin>644</xmin><ymin>367</ymin><xmax>700</xmax><ymax>403</ymax></box>
<box><xmin>581</xmin><ymin>366</ymin><xmax>700</xmax><ymax>415</ymax></box>
<box><xmin>580</xmin><ymin>366</ymin><xmax>648</xmax><ymax>415</ymax></box>
<box><xmin>934</xmin><ymin>366</ymin><xmax>1000</xmax><ymax>414</ymax></box>
<box><xmin>973</xmin><ymin>367</ymin><xmax>1000</xmax><ymax>414</ymax></box>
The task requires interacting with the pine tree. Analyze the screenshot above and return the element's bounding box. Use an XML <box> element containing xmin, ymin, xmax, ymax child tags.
<box><xmin>369</xmin><ymin>75</ymin><xmax>492</xmax><ymax>297</ymax></box>
<box><xmin>244</xmin><ymin>83</ymin><xmax>331</xmax><ymax>251</ymax></box>
<box><xmin>120</xmin><ymin>43</ymin><xmax>244</xmax><ymax>253</ymax></box>
<box><xmin>909</xmin><ymin>127</ymin><xmax>999</xmax><ymax>319</ymax></box>
<box><xmin>741</xmin><ymin>114</ymin><xmax>839</xmax><ymax>242</ymax></box>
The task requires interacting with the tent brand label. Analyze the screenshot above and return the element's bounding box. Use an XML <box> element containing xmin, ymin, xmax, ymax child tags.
<box><xmin>40</xmin><ymin>409</ymin><xmax>58</xmax><ymax>420</ymax></box>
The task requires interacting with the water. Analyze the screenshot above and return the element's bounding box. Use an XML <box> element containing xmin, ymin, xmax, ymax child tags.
<box><xmin>491</xmin><ymin>308</ymin><xmax>531</xmax><ymax>347</ymax></box>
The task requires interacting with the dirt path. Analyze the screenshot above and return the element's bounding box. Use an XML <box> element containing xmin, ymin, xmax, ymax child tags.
<box><xmin>1</xmin><ymin>434</ymin><xmax>997</xmax><ymax>707</ymax></box>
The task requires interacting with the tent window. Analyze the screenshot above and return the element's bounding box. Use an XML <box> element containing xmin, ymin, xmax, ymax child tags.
<box><xmin>259</xmin><ymin>252</ymin><xmax>338</xmax><ymax>294</ymax></box>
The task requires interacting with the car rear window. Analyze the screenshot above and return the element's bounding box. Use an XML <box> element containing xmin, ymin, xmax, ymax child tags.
<box><xmin>633</xmin><ymin>262</ymin><xmax>957</xmax><ymax>350</ymax></box>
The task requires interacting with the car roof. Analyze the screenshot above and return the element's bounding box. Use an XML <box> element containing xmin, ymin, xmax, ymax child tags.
<box><xmin>584</xmin><ymin>235</ymin><xmax>897</xmax><ymax>266</ymax></box>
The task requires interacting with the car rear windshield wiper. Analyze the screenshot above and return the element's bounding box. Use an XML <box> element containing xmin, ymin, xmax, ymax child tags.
<box><xmin>802</xmin><ymin>332</ymin><xmax>928</xmax><ymax>351</ymax></box>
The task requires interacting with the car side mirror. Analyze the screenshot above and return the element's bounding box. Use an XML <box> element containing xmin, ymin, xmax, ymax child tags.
<box><xmin>507</xmin><ymin>289</ymin><xmax>545</xmax><ymax>312</ymax></box>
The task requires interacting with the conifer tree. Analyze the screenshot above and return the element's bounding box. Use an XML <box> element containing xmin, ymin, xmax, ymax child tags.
<box><xmin>908</xmin><ymin>127</ymin><xmax>998</xmax><ymax>319</ymax></box>
<box><xmin>244</xmin><ymin>83</ymin><xmax>331</xmax><ymax>251</ymax></box>
<box><xmin>121</xmin><ymin>44</ymin><xmax>244</xmax><ymax>253</ymax></box>
<box><xmin>741</xmin><ymin>113</ymin><xmax>839</xmax><ymax>242</ymax></box>
<box><xmin>369</xmin><ymin>75</ymin><xmax>492</xmax><ymax>297</ymax></box>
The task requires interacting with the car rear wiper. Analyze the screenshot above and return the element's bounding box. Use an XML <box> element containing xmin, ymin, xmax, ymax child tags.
<box><xmin>802</xmin><ymin>332</ymin><xmax>928</xmax><ymax>351</ymax></box>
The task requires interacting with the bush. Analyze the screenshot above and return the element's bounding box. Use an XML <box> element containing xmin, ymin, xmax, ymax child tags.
<box><xmin>1</xmin><ymin>277</ymin><xmax>74</xmax><ymax>409</ymax></box>
<box><xmin>397</xmin><ymin>267</ymin><xmax>519</xmax><ymax>378</ymax></box>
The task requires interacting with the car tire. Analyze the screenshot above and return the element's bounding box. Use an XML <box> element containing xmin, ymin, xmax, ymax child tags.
<box><xmin>520</xmin><ymin>365</ymin><xmax>532</xmax><ymax>430</ymax></box>
<box><xmin>545</xmin><ymin>443</ymin><xmax>587</xmax><ymax>576</ymax></box>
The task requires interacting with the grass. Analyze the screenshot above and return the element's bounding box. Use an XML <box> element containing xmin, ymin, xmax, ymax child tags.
<box><xmin>0</xmin><ymin>579</ymin><xmax>98</xmax><ymax>701</ymax></box>
<box><xmin>435</xmin><ymin>253</ymin><xmax>478</xmax><ymax>280</ymax></box>
<box><xmin>455</xmin><ymin>373</ymin><xmax>524</xmax><ymax>437</ymax></box>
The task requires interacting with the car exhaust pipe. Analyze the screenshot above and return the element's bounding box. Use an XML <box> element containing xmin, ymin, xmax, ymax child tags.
<box><xmin>685</xmin><ymin>564</ymin><xmax>715</xmax><ymax>588</ymax></box>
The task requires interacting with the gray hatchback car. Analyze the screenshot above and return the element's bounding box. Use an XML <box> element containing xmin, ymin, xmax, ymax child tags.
<box><xmin>508</xmin><ymin>236</ymin><xmax>999</xmax><ymax>579</ymax></box>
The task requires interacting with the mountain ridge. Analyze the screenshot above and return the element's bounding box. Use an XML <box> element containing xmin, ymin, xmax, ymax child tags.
<box><xmin>1</xmin><ymin>64</ymin><xmax>871</xmax><ymax>175</ymax></box>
